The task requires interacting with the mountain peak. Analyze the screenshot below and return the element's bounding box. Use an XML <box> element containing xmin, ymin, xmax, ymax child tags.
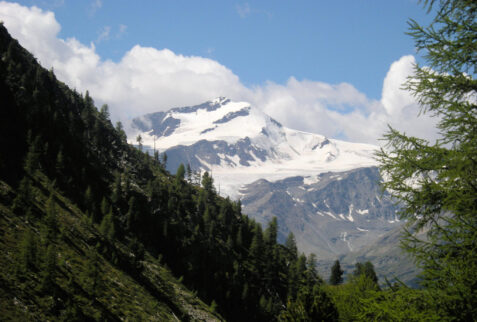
<box><xmin>130</xmin><ymin>98</ymin><xmax>378</xmax><ymax>197</ymax></box>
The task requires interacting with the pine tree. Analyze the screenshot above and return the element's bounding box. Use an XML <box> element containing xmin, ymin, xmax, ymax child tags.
<box><xmin>55</xmin><ymin>148</ymin><xmax>64</xmax><ymax>175</ymax></box>
<box><xmin>99</xmin><ymin>210</ymin><xmax>115</xmax><ymax>240</ymax></box>
<box><xmin>376</xmin><ymin>0</ymin><xmax>476</xmax><ymax>319</ymax></box>
<box><xmin>186</xmin><ymin>163</ymin><xmax>192</xmax><ymax>182</ymax></box>
<box><xmin>175</xmin><ymin>163</ymin><xmax>185</xmax><ymax>185</ymax></box>
<box><xmin>201</xmin><ymin>171</ymin><xmax>214</xmax><ymax>193</ymax></box>
<box><xmin>12</xmin><ymin>176</ymin><xmax>32</xmax><ymax>213</ymax></box>
<box><xmin>44</xmin><ymin>194</ymin><xmax>58</xmax><ymax>241</ymax></box>
<box><xmin>41</xmin><ymin>244</ymin><xmax>57</xmax><ymax>293</ymax></box>
<box><xmin>19</xmin><ymin>229</ymin><xmax>37</xmax><ymax>271</ymax></box>
<box><xmin>111</xmin><ymin>172</ymin><xmax>122</xmax><ymax>205</ymax></box>
<box><xmin>353</xmin><ymin>261</ymin><xmax>378</xmax><ymax>285</ymax></box>
<box><xmin>99</xmin><ymin>104</ymin><xmax>110</xmax><ymax>121</ymax></box>
<box><xmin>161</xmin><ymin>152</ymin><xmax>168</xmax><ymax>168</ymax></box>
<box><xmin>285</xmin><ymin>232</ymin><xmax>298</xmax><ymax>261</ymax></box>
<box><xmin>329</xmin><ymin>259</ymin><xmax>344</xmax><ymax>285</ymax></box>
<box><xmin>136</xmin><ymin>134</ymin><xmax>142</xmax><ymax>151</ymax></box>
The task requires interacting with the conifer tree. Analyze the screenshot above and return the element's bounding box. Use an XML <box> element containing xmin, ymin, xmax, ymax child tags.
<box><xmin>175</xmin><ymin>163</ymin><xmax>185</xmax><ymax>185</ymax></box>
<box><xmin>329</xmin><ymin>259</ymin><xmax>344</xmax><ymax>285</ymax></box>
<box><xmin>55</xmin><ymin>148</ymin><xmax>64</xmax><ymax>175</ymax></box>
<box><xmin>41</xmin><ymin>244</ymin><xmax>57</xmax><ymax>293</ymax></box>
<box><xmin>161</xmin><ymin>152</ymin><xmax>168</xmax><ymax>168</ymax></box>
<box><xmin>44</xmin><ymin>194</ymin><xmax>58</xmax><ymax>241</ymax></box>
<box><xmin>201</xmin><ymin>171</ymin><xmax>214</xmax><ymax>193</ymax></box>
<box><xmin>353</xmin><ymin>261</ymin><xmax>378</xmax><ymax>285</ymax></box>
<box><xmin>285</xmin><ymin>232</ymin><xmax>298</xmax><ymax>261</ymax></box>
<box><xmin>376</xmin><ymin>0</ymin><xmax>476</xmax><ymax>319</ymax></box>
<box><xmin>136</xmin><ymin>134</ymin><xmax>142</xmax><ymax>151</ymax></box>
<box><xmin>99</xmin><ymin>104</ymin><xmax>110</xmax><ymax>121</ymax></box>
<box><xmin>19</xmin><ymin>229</ymin><xmax>37</xmax><ymax>271</ymax></box>
<box><xmin>99</xmin><ymin>210</ymin><xmax>115</xmax><ymax>240</ymax></box>
<box><xmin>111</xmin><ymin>173</ymin><xmax>122</xmax><ymax>205</ymax></box>
<box><xmin>12</xmin><ymin>176</ymin><xmax>32</xmax><ymax>213</ymax></box>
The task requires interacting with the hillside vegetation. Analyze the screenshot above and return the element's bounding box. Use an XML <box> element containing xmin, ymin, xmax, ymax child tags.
<box><xmin>1</xmin><ymin>0</ymin><xmax>475</xmax><ymax>319</ymax></box>
<box><xmin>0</xmin><ymin>23</ymin><xmax>337</xmax><ymax>321</ymax></box>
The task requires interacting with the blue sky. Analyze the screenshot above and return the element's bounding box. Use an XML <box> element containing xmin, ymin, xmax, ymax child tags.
<box><xmin>23</xmin><ymin>0</ymin><xmax>430</xmax><ymax>99</ymax></box>
<box><xmin>0</xmin><ymin>1</ymin><xmax>439</xmax><ymax>144</ymax></box>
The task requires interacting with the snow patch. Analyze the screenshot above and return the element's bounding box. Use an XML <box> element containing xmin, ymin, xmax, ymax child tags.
<box><xmin>303</xmin><ymin>175</ymin><xmax>320</xmax><ymax>185</ymax></box>
<box><xmin>347</xmin><ymin>204</ymin><xmax>354</xmax><ymax>222</ymax></box>
<box><xmin>324</xmin><ymin>211</ymin><xmax>337</xmax><ymax>220</ymax></box>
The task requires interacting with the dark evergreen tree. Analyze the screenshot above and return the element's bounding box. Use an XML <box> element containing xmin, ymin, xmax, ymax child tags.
<box><xmin>353</xmin><ymin>261</ymin><xmax>378</xmax><ymax>285</ymax></box>
<box><xmin>175</xmin><ymin>163</ymin><xmax>185</xmax><ymax>184</ymax></box>
<box><xmin>40</xmin><ymin>244</ymin><xmax>57</xmax><ymax>293</ymax></box>
<box><xmin>285</xmin><ymin>232</ymin><xmax>298</xmax><ymax>261</ymax></box>
<box><xmin>43</xmin><ymin>194</ymin><xmax>58</xmax><ymax>241</ymax></box>
<box><xmin>99</xmin><ymin>210</ymin><xmax>115</xmax><ymax>240</ymax></box>
<box><xmin>161</xmin><ymin>152</ymin><xmax>168</xmax><ymax>168</ymax></box>
<box><xmin>19</xmin><ymin>229</ymin><xmax>37</xmax><ymax>271</ymax></box>
<box><xmin>329</xmin><ymin>259</ymin><xmax>344</xmax><ymax>285</ymax></box>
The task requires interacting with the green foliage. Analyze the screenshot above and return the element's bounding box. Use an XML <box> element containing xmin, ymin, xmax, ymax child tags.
<box><xmin>136</xmin><ymin>134</ymin><xmax>142</xmax><ymax>150</ymax></box>
<box><xmin>11</xmin><ymin>176</ymin><xmax>32</xmax><ymax>214</ymax></box>
<box><xmin>280</xmin><ymin>284</ymin><xmax>338</xmax><ymax>321</ymax></box>
<box><xmin>40</xmin><ymin>244</ymin><xmax>57</xmax><ymax>293</ymax></box>
<box><xmin>19</xmin><ymin>229</ymin><xmax>38</xmax><ymax>272</ymax></box>
<box><xmin>99</xmin><ymin>210</ymin><xmax>115</xmax><ymax>240</ymax></box>
<box><xmin>327</xmin><ymin>276</ymin><xmax>440</xmax><ymax>321</ymax></box>
<box><xmin>201</xmin><ymin>171</ymin><xmax>214</xmax><ymax>192</ymax></box>
<box><xmin>285</xmin><ymin>232</ymin><xmax>298</xmax><ymax>260</ymax></box>
<box><xmin>329</xmin><ymin>259</ymin><xmax>344</xmax><ymax>285</ymax></box>
<box><xmin>43</xmin><ymin>194</ymin><xmax>58</xmax><ymax>241</ymax></box>
<box><xmin>376</xmin><ymin>0</ymin><xmax>477</xmax><ymax>319</ymax></box>
<box><xmin>353</xmin><ymin>261</ymin><xmax>378</xmax><ymax>286</ymax></box>
<box><xmin>81</xmin><ymin>250</ymin><xmax>102</xmax><ymax>298</ymax></box>
<box><xmin>175</xmin><ymin>163</ymin><xmax>185</xmax><ymax>185</ymax></box>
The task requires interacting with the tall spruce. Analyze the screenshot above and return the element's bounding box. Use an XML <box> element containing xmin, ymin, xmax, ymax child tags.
<box><xmin>329</xmin><ymin>259</ymin><xmax>344</xmax><ymax>285</ymax></box>
<box><xmin>376</xmin><ymin>0</ymin><xmax>477</xmax><ymax>319</ymax></box>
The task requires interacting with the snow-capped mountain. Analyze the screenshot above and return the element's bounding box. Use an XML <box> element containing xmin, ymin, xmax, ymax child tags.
<box><xmin>131</xmin><ymin>97</ymin><xmax>378</xmax><ymax>197</ymax></box>
<box><xmin>129</xmin><ymin>98</ymin><xmax>414</xmax><ymax>282</ymax></box>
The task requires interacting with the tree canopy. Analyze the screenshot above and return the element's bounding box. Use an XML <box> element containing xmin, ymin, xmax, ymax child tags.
<box><xmin>377</xmin><ymin>0</ymin><xmax>476</xmax><ymax>319</ymax></box>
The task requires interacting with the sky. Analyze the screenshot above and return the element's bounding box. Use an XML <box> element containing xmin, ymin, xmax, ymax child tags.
<box><xmin>0</xmin><ymin>0</ymin><xmax>440</xmax><ymax>145</ymax></box>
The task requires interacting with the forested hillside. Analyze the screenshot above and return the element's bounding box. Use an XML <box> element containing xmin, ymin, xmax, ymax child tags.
<box><xmin>1</xmin><ymin>0</ymin><xmax>475</xmax><ymax>319</ymax></box>
<box><xmin>0</xmin><ymin>23</ymin><xmax>337</xmax><ymax>321</ymax></box>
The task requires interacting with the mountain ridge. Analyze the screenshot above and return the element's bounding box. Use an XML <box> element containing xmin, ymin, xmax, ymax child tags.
<box><xmin>130</xmin><ymin>97</ymin><xmax>378</xmax><ymax>197</ymax></box>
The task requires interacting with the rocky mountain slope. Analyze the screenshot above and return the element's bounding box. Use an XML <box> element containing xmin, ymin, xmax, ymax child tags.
<box><xmin>130</xmin><ymin>98</ymin><xmax>418</xmax><ymax>285</ymax></box>
<box><xmin>239</xmin><ymin>167</ymin><xmax>401</xmax><ymax>258</ymax></box>
<box><xmin>131</xmin><ymin>97</ymin><xmax>378</xmax><ymax>197</ymax></box>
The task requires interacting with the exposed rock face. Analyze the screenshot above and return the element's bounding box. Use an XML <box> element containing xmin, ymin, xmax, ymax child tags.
<box><xmin>130</xmin><ymin>98</ymin><xmax>418</xmax><ymax>284</ymax></box>
<box><xmin>240</xmin><ymin>167</ymin><xmax>401</xmax><ymax>258</ymax></box>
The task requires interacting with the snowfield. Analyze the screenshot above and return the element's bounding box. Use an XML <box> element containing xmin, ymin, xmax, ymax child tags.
<box><xmin>130</xmin><ymin>97</ymin><xmax>379</xmax><ymax>198</ymax></box>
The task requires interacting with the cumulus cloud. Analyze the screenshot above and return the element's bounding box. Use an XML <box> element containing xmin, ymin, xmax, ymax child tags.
<box><xmin>0</xmin><ymin>2</ymin><xmax>440</xmax><ymax>145</ymax></box>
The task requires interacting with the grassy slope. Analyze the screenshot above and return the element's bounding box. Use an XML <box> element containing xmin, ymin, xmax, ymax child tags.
<box><xmin>0</xmin><ymin>175</ymin><xmax>222</xmax><ymax>321</ymax></box>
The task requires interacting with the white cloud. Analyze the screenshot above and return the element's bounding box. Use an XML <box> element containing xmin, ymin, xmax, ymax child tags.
<box><xmin>236</xmin><ymin>3</ymin><xmax>251</xmax><ymax>18</ymax></box>
<box><xmin>0</xmin><ymin>2</ymin><xmax>440</xmax><ymax>145</ymax></box>
<box><xmin>96</xmin><ymin>25</ymin><xmax>110</xmax><ymax>43</ymax></box>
